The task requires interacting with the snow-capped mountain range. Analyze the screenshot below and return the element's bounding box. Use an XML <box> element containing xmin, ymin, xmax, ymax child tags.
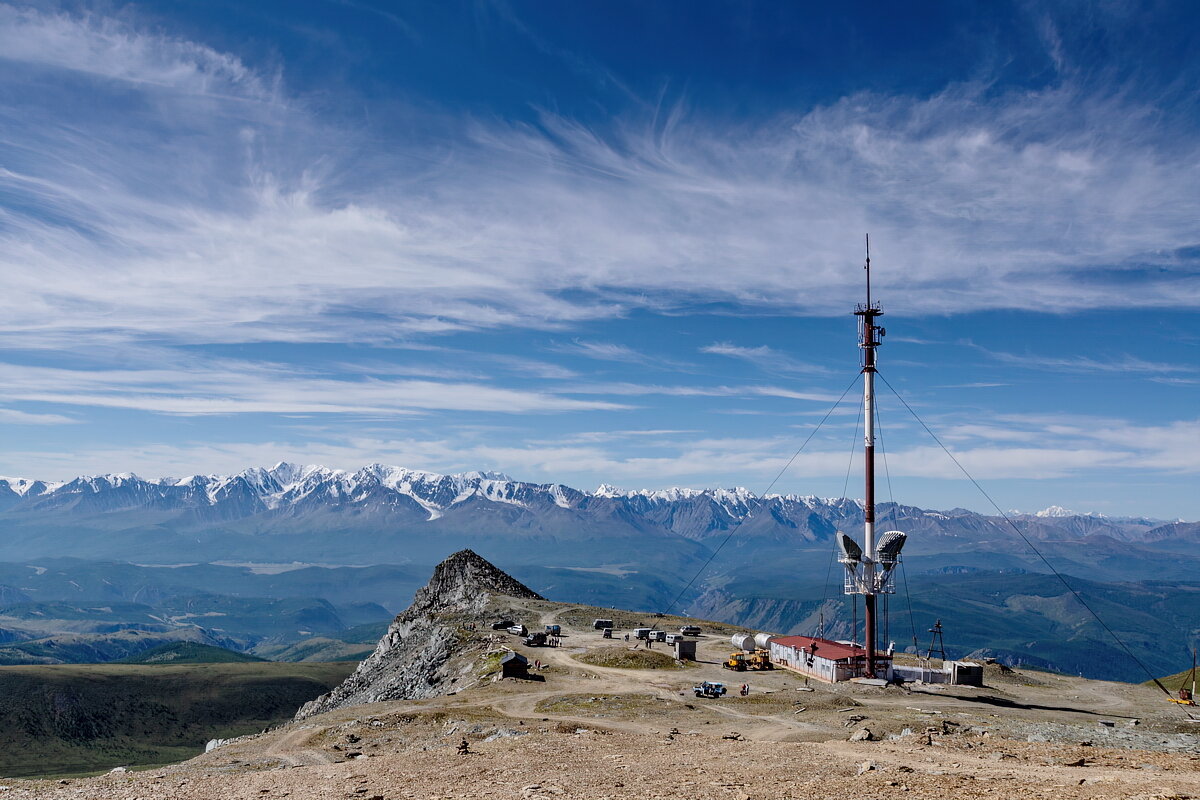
<box><xmin>0</xmin><ymin>462</ymin><xmax>850</xmax><ymax>521</ymax></box>
<box><xmin>0</xmin><ymin>463</ymin><xmax>1192</xmax><ymax>574</ymax></box>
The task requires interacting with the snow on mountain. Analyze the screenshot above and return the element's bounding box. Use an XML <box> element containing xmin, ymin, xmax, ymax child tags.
<box><xmin>0</xmin><ymin>463</ymin><xmax>1189</xmax><ymax>570</ymax></box>
<box><xmin>1</xmin><ymin>463</ymin><xmax>863</xmax><ymax>525</ymax></box>
<box><xmin>0</xmin><ymin>464</ymin><xmax>1179</xmax><ymax>546</ymax></box>
<box><xmin>0</xmin><ymin>476</ymin><xmax>63</xmax><ymax>496</ymax></box>
<box><xmin>1034</xmin><ymin>505</ymin><xmax>1105</xmax><ymax>519</ymax></box>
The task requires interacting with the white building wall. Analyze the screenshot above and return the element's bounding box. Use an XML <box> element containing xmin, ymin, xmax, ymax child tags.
<box><xmin>769</xmin><ymin>641</ymin><xmax>840</xmax><ymax>683</ymax></box>
<box><xmin>891</xmin><ymin>664</ymin><xmax>950</xmax><ymax>684</ymax></box>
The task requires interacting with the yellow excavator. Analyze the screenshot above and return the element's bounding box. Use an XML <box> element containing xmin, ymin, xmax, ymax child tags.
<box><xmin>723</xmin><ymin>649</ymin><xmax>773</xmax><ymax>672</ymax></box>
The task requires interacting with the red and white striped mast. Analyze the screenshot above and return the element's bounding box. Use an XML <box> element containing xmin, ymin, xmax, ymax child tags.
<box><xmin>859</xmin><ymin>236</ymin><xmax>882</xmax><ymax>676</ymax></box>
<box><xmin>838</xmin><ymin>235</ymin><xmax>906</xmax><ymax>678</ymax></box>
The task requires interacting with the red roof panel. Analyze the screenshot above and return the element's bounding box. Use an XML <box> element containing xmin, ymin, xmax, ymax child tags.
<box><xmin>770</xmin><ymin>635</ymin><xmax>888</xmax><ymax>663</ymax></box>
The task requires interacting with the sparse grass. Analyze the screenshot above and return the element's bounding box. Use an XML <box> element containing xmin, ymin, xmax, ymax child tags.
<box><xmin>1151</xmin><ymin>667</ymin><xmax>1197</xmax><ymax>694</ymax></box>
<box><xmin>476</xmin><ymin>649</ymin><xmax>506</xmax><ymax>678</ymax></box>
<box><xmin>0</xmin><ymin>661</ymin><xmax>355</xmax><ymax>778</ymax></box>
<box><xmin>573</xmin><ymin>647</ymin><xmax>687</xmax><ymax>670</ymax></box>
<box><xmin>117</xmin><ymin>642</ymin><xmax>266</xmax><ymax>664</ymax></box>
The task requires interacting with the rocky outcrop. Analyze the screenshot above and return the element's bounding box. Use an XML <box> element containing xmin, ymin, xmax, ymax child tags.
<box><xmin>295</xmin><ymin>549</ymin><xmax>543</xmax><ymax>719</ymax></box>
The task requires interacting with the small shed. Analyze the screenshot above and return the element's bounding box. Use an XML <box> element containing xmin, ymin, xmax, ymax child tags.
<box><xmin>950</xmin><ymin>660</ymin><xmax>983</xmax><ymax>687</ymax></box>
<box><xmin>499</xmin><ymin>651</ymin><xmax>529</xmax><ymax>679</ymax></box>
<box><xmin>674</xmin><ymin>639</ymin><xmax>697</xmax><ymax>661</ymax></box>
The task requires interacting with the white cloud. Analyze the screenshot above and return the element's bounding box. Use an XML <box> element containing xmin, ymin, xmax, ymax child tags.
<box><xmin>5</xmin><ymin>413</ymin><xmax>1196</xmax><ymax>489</ymax></box>
<box><xmin>972</xmin><ymin>345</ymin><xmax>1192</xmax><ymax>374</ymax></box>
<box><xmin>550</xmin><ymin>340</ymin><xmax>678</xmax><ymax>366</ymax></box>
<box><xmin>554</xmin><ymin>381</ymin><xmax>841</xmax><ymax>403</ymax></box>
<box><xmin>0</xmin><ymin>5</ymin><xmax>1198</xmax><ymax>358</ymax></box>
<box><xmin>701</xmin><ymin>343</ymin><xmax>831</xmax><ymax>375</ymax></box>
<box><xmin>0</xmin><ymin>6</ymin><xmax>272</xmax><ymax>99</ymax></box>
<box><xmin>0</xmin><ymin>360</ymin><xmax>626</xmax><ymax>416</ymax></box>
<box><xmin>0</xmin><ymin>408</ymin><xmax>76</xmax><ymax>425</ymax></box>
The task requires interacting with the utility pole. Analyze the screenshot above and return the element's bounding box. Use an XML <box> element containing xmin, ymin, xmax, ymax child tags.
<box><xmin>927</xmin><ymin>619</ymin><xmax>947</xmax><ymax>662</ymax></box>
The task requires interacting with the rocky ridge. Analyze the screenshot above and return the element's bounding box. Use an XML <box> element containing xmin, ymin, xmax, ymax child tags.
<box><xmin>295</xmin><ymin>549</ymin><xmax>543</xmax><ymax>719</ymax></box>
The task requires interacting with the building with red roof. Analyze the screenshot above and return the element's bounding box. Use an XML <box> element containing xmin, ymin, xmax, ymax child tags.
<box><xmin>767</xmin><ymin>635</ymin><xmax>891</xmax><ymax>683</ymax></box>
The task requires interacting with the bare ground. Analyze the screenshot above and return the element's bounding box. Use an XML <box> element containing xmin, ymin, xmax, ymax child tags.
<box><xmin>5</xmin><ymin>600</ymin><xmax>1197</xmax><ymax>799</ymax></box>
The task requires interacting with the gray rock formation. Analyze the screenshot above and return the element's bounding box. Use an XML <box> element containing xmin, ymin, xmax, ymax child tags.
<box><xmin>296</xmin><ymin>549</ymin><xmax>543</xmax><ymax>719</ymax></box>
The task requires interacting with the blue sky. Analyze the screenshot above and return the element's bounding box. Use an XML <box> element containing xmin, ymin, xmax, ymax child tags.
<box><xmin>0</xmin><ymin>0</ymin><xmax>1198</xmax><ymax>518</ymax></box>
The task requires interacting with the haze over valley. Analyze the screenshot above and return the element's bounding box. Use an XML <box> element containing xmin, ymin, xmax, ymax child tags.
<box><xmin>0</xmin><ymin>463</ymin><xmax>1194</xmax><ymax>683</ymax></box>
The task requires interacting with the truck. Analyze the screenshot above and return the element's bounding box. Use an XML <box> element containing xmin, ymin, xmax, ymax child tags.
<box><xmin>492</xmin><ymin>619</ymin><xmax>514</xmax><ymax>631</ymax></box>
<box><xmin>693</xmin><ymin>681</ymin><xmax>727</xmax><ymax>698</ymax></box>
<box><xmin>544</xmin><ymin>624</ymin><xmax>561</xmax><ymax>635</ymax></box>
<box><xmin>593</xmin><ymin>619</ymin><xmax>614</xmax><ymax>630</ymax></box>
<box><xmin>679</xmin><ymin>625</ymin><xmax>702</xmax><ymax>636</ymax></box>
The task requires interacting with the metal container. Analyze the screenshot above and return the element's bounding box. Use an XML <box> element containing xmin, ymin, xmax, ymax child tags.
<box><xmin>754</xmin><ymin>632</ymin><xmax>776</xmax><ymax>650</ymax></box>
<box><xmin>731</xmin><ymin>633</ymin><xmax>756</xmax><ymax>652</ymax></box>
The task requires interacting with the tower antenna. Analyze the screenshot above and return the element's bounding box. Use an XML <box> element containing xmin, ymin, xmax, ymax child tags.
<box><xmin>839</xmin><ymin>236</ymin><xmax>906</xmax><ymax>679</ymax></box>
<box><xmin>865</xmin><ymin>233</ymin><xmax>871</xmax><ymax>309</ymax></box>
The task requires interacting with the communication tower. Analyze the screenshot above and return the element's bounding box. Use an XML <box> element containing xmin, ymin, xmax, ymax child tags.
<box><xmin>837</xmin><ymin>236</ymin><xmax>907</xmax><ymax>677</ymax></box>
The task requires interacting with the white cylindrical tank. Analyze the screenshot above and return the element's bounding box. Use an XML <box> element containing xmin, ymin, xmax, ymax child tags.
<box><xmin>754</xmin><ymin>632</ymin><xmax>776</xmax><ymax>650</ymax></box>
<box><xmin>731</xmin><ymin>633</ymin><xmax>755</xmax><ymax>652</ymax></box>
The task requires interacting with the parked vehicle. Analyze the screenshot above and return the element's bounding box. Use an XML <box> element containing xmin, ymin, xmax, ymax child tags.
<box><xmin>664</xmin><ymin>633</ymin><xmax>683</xmax><ymax>645</ymax></box>
<box><xmin>593</xmin><ymin>619</ymin><xmax>614</xmax><ymax>630</ymax></box>
<box><xmin>602</xmin><ymin>628</ymin><xmax>613</xmax><ymax>639</ymax></box>
<box><xmin>544</xmin><ymin>624</ymin><xmax>561</xmax><ymax>635</ymax></box>
<box><xmin>650</xmin><ymin>630</ymin><xmax>667</xmax><ymax>642</ymax></box>
<box><xmin>523</xmin><ymin>632</ymin><xmax>548</xmax><ymax>647</ymax></box>
<box><xmin>492</xmin><ymin>620</ymin><xmax>514</xmax><ymax>631</ymax></box>
<box><xmin>679</xmin><ymin>625</ymin><xmax>702</xmax><ymax>636</ymax></box>
<box><xmin>748</xmin><ymin>649</ymin><xmax>774</xmax><ymax>670</ymax></box>
<box><xmin>633</xmin><ymin>627</ymin><xmax>652</xmax><ymax>640</ymax></box>
<box><xmin>507</xmin><ymin>624</ymin><xmax>527</xmax><ymax>636</ymax></box>
<box><xmin>693</xmin><ymin>681</ymin><xmax>727</xmax><ymax>698</ymax></box>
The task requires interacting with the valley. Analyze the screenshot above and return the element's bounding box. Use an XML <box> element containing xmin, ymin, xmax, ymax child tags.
<box><xmin>0</xmin><ymin>465</ymin><xmax>1195</xmax><ymax>681</ymax></box>
<box><xmin>0</xmin><ymin>659</ymin><xmax>355</xmax><ymax>778</ymax></box>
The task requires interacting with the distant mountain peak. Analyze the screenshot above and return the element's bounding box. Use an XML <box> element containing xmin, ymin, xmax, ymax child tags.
<box><xmin>1034</xmin><ymin>505</ymin><xmax>1105</xmax><ymax>519</ymax></box>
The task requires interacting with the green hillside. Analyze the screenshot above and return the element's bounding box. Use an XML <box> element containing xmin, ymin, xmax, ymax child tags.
<box><xmin>0</xmin><ymin>661</ymin><xmax>355</xmax><ymax>778</ymax></box>
<box><xmin>116</xmin><ymin>642</ymin><xmax>266</xmax><ymax>664</ymax></box>
<box><xmin>251</xmin><ymin>636</ymin><xmax>374</xmax><ymax>662</ymax></box>
<box><xmin>1153</xmin><ymin>665</ymin><xmax>1197</xmax><ymax>693</ymax></box>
